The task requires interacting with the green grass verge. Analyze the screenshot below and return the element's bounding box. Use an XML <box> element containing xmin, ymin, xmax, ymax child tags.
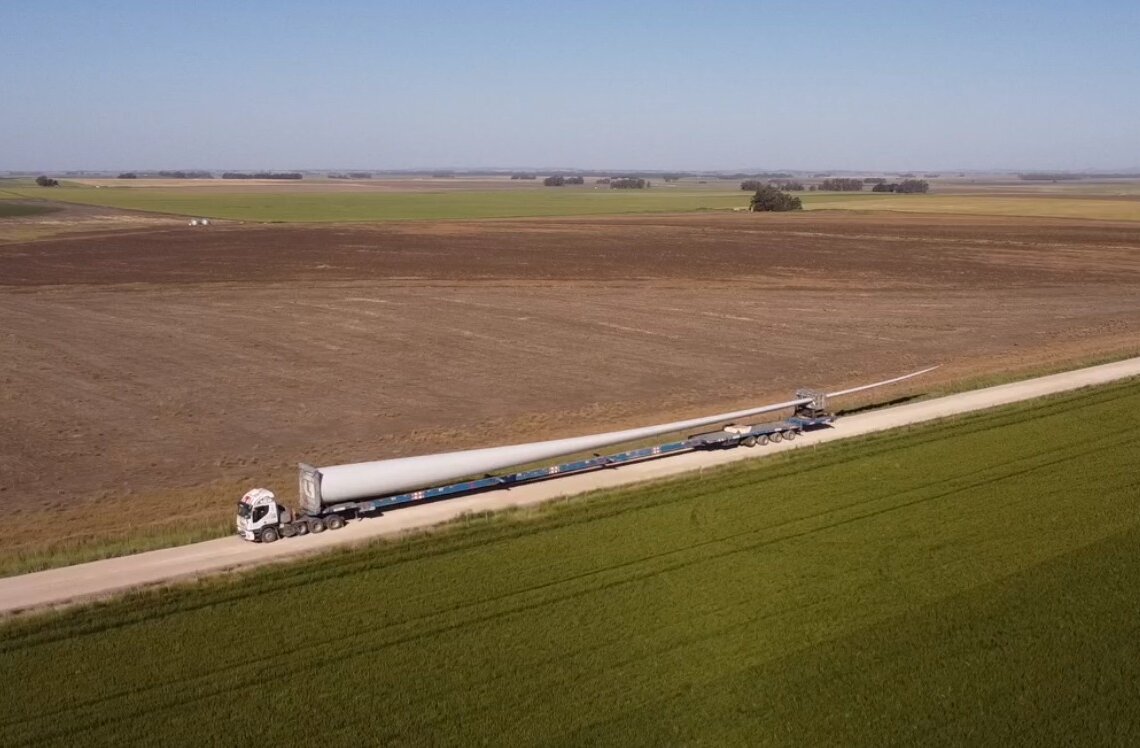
<box><xmin>1</xmin><ymin>379</ymin><xmax>1138</xmax><ymax>745</ymax></box>
<box><xmin>0</xmin><ymin>519</ymin><xmax>235</xmax><ymax>579</ymax></box>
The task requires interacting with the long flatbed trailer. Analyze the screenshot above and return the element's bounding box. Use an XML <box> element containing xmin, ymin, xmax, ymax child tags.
<box><xmin>309</xmin><ymin>411</ymin><xmax>833</xmax><ymax>520</ymax></box>
<box><xmin>239</xmin><ymin>372</ymin><xmax>940</xmax><ymax>542</ymax></box>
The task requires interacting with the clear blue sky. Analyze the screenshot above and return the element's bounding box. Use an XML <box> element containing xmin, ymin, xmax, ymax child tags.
<box><xmin>2</xmin><ymin>1</ymin><xmax>1137</xmax><ymax>172</ymax></box>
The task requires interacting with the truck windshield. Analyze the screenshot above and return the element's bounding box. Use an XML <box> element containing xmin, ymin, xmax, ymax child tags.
<box><xmin>237</xmin><ymin>503</ymin><xmax>252</xmax><ymax>518</ymax></box>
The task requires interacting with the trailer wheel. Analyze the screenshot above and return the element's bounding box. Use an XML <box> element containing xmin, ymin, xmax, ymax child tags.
<box><xmin>294</xmin><ymin>522</ymin><xmax>309</xmax><ymax>536</ymax></box>
<box><xmin>758</xmin><ymin>434</ymin><xmax>769</xmax><ymax>446</ymax></box>
<box><xmin>309</xmin><ymin>518</ymin><xmax>326</xmax><ymax>534</ymax></box>
<box><xmin>770</xmin><ymin>432</ymin><xmax>782</xmax><ymax>443</ymax></box>
<box><xmin>742</xmin><ymin>436</ymin><xmax>757</xmax><ymax>448</ymax></box>
<box><xmin>784</xmin><ymin>430</ymin><xmax>797</xmax><ymax>441</ymax></box>
<box><xmin>261</xmin><ymin>527</ymin><xmax>279</xmax><ymax>543</ymax></box>
<box><xmin>326</xmin><ymin>514</ymin><xmax>346</xmax><ymax>531</ymax></box>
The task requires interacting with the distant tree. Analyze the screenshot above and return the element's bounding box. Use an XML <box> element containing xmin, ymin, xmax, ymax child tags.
<box><xmin>595</xmin><ymin>177</ymin><xmax>611</xmax><ymax>185</ymax></box>
<box><xmin>896</xmin><ymin>179</ymin><xmax>930</xmax><ymax>194</ymax></box>
<box><xmin>510</xmin><ymin>173</ymin><xmax>537</xmax><ymax>180</ymax></box>
<box><xmin>872</xmin><ymin>180</ymin><xmax>930</xmax><ymax>194</ymax></box>
<box><xmin>818</xmin><ymin>178</ymin><xmax>863</xmax><ymax>191</ymax></box>
<box><xmin>117</xmin><ymin>172</ymin><xmax>138</xmax><ymax>179</ymax></box>
<box><xmin>543</xmin><ymin>175</ymin><xmax>566</xmax><ymax>186</ymax></box>
<box><xmin>222</xmin><ymin>172</ymin><xmax>303</xmax><ymax>180</ymax></box>
<box><xmin>771</xmin><ymin>181</ymin><xmax>805</xmax><ymax>191</ymax></box>
<box><xmin>156</xmin><ymin>170</ymin><xmax>213</xmax><ymax>179</ymax></box>
<box><xmin>740</xmin><ymin>179</ymin><xmax>763</xmax><ymax>191</ymax></box>
<box><xmin>750</xmin><ymin>186</ymin><xmax>802</xmax><ymax>212</ymax></box>
<box><xmin>565</xmin><ymin>176</ymin><xmax>585</xmax><ymax>185</ymax></box>
<box><xmin>610</xmin><ymin>178</ymin><xmax>648</xmax><ymax>189</ymax></box>
<box><xmin>35</xmin><ymin>176</ymin><xmax>59</xmax><ymax>187</ymax></box>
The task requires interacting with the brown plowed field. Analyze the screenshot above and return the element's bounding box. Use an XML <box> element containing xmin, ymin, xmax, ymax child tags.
<box><xmin>2</xmin><ymin>211</ymin><xmax>1139</xmax><ymax>562</ymax></box>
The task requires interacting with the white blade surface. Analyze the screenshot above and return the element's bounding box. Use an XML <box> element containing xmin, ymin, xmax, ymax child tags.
<box><xmin>316</xmin><ymin>366</ymin><xmax>938</xmax><ymax>503</ymax></box>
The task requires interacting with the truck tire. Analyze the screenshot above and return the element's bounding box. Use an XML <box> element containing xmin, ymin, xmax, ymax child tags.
<box><xmin>758</xmin><ymin>434</ymin><xmax>769</xmax><ymax>446</ymax></box>
<box><xmin>294</xmin><ymin>522</ymin><xmax>309</xmax><ymax>536</ymax></box>
<box><xmin>770</xmin><ymin>432</ymin><xmax>782</xmax><ymax>443</ymax></box>
<box><xmin>326</xmin><ymin>514</ymin><xmax>346</xmax><ymax>531</ymax></box>
<box><xmin>309</xmin><ymin>518</ymin><xmax>326</xmax><ymax>534</ymax></box>
<box><xmin>784</xmin><ymin>430</ymin><xmax>796</xmax><ymax>441</ymax></box>
<box><xmin>261</xmin><ymin>527</ymin><xmax>279</xmax><ymax>543</ymax></box>
<box><xmin>742</xmin><ymin>436</ymin><xmax>757</xmax><ymax>448</ymax></box>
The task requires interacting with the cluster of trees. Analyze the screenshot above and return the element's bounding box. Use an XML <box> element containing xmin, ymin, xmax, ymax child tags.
<box><xmin>543</xmin><ymin>175</ymin><xmax>585</xmax><ymax>186</ymax></box>
<box><xmin>818</xmin><ymin>178</ymin><xmax>864</xmax><ymax>191</ymax></box>
<box><xmin>35</xmin><ymin>176</ymin><xmax>59</xmax><ymax>187</ymax></box>
<box><xmin>157</xmin><ymin>170</ymin><xmax>212</xmax><ymax>179</ymax></box>
<box><xmin>872</xmin><ymin>179</ymin><xmax>930</xmax><ymax>193</ymax></box>
<box><xmin>749</xmin><ymin>186</ymin><xmax>802</xmax><ymax>212</ymax></box>
<box><xmin>117</xmin><ymin>171</ymin><xmax>212</xmax><ymax>179</ymax></box>
<box><xmin>328</xmin><ymin>172</ymin><xmax>372</xmax><ymax>179</ymax></box>
<box><xmin>222</xmin><ymin>172</ymin><xmax>303</xmax><ymax>180</ymax></box>
<box><xmin>741</xmin><ymin>179</ymin><xmax>805</xmax><ymax>191</ymax></box>
<box><xmin>510</xmin><ymin>174</ymin><xmax>537</xmax><ymax>180</ymax></box>
<box><xmin>610</xmin><ymin>178</ymin><xmax>649</xmax><ymax>189</ymax></box>
<box><xmin>723</xmin><ymin>172</ymin><xmax>792</xmax><ymax>180</ymax></box>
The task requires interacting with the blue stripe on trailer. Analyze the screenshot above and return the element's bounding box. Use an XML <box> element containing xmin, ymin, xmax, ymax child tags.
<box><xmin>331</xmin><ymin>415</ymin><xmax>835</xmax><ymax>516</ymax></box>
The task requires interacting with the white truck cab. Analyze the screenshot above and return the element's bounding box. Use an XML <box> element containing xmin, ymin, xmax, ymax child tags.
<box><xmin>236</xmin><ymin>488</ymin><xmax>290</xmax><ymax>542</ymax></box>
<box><xmin>236</xmin><ymin>487</ymin><xmax>342</xmax><ymax>542</ymax></box>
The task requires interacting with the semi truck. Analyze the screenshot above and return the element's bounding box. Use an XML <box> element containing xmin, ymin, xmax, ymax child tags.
<box><xmin>236</xmin><ymin>367</ymin><xmax>936</xmax><ymax>543</ymax></box>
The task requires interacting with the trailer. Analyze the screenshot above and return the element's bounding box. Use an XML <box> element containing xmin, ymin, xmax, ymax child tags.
<box><xmin>236</xmin><ymin>388</ymin><xmax>846</xmax><ymax>543</ymax></box>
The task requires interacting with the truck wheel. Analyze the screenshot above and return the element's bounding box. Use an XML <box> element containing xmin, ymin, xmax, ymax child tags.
<box><xmin>294</xmin><ymin>522</ymin><xmax>309</xmax><ymax>536</ymax></box>
<box><xmin>326</xmin><ymin>514</ymin><xmax>345</xmax><ymax>531</ymax></box>
<box><xmin>742</xmin><ymin>436</ymin><xmax>757</xmax><ymax>448</ymax></box>
<box><xmin>758</xmin><ymin>434</ymin><xmax>769</xmax><ymax>446</ymax></box>
<box><xmin>784</xmin><ymin>430</ymin><xmax>796</xmax><ymax>441</ymax></box>
<box><xmin>309</xmin><ymin>518</ymin><xmax>326</xmax><ymax>534</ymax></box>
<box><xmin>261</xmin><ymin>527</ymin><xmax>279</xmax><ymax>543</ymax></box>
<box><xmin>770</xmin><ymin>432</ymin><xmax>782</xmax><ymax>443</ymax></box>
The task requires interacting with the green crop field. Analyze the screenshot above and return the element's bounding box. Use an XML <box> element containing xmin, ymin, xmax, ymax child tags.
<box><xmin>0</xmin><ymin>184</ymin><xmax>747</xmax><ymax>222</ymax></box>
<box><xmin>807</xmin><ymin>192</ymin><xmax>1140</xmax><ymax>221</ymax></box>
<box><xmin>2</xmin><ymin>379</ymin><xmax>1139</xmax><ymax>746</ymax></box>
<box><xmin>0</xmin><ymin>203</ymin><xmax>59</xmax><ymax>218</ymax></box>
<box><xmin>5</xmin><ymin>179</ymin><xmax>1140</xmax><ymax>222</ymax></box>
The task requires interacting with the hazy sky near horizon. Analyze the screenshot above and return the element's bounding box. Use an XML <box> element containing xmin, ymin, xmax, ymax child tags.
<box><xmin>2</xmin><ymin>1</ymin><xmax>1138</xmax><ymax>172</ymax></box>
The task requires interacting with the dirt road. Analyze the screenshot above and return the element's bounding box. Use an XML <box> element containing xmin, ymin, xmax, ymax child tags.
<box><xmin>3</xmin><ymin>356</ymin><xmax>1137</xmax><ymax>614</ymax></box>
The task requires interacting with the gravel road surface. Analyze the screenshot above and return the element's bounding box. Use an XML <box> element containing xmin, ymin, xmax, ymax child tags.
<box><xmin>3</xmin><ymin>356</ymin><xmax>1138</xmax><ymax>614</ymax></box>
